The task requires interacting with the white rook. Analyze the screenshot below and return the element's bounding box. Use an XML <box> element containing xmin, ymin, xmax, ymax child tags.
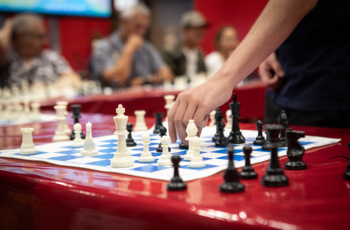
<box><xmin>134</xmin><ymin>110</ymin><xmax>148</xmax><ymax>131</ymax></box>
<box><xmin>164</xmin><ymin>95</ymin><xmax>175</xmax><ymax>121</ymax></box>
<box><xmin>19</xmin><ymin>127</ymin><xmax>37</xmax><ymax>155</ymax></box>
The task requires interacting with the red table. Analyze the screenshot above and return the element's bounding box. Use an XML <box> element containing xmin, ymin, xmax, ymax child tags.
<box><xmin>41</xmin><ymin>82</ymin><xmax>266</xmax><ymax>121</ymax></box>
<box><xmin>0</xmin><ymin>113</ymin><xmax>350</xmax><ymax>230</ymax></box>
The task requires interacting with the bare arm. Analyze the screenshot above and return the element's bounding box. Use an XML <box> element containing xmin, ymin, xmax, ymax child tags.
<box><xmin>102</xmin><ymin>34</ymin><xmax>143</xmax><ymax>85</ymax></box>
<box><xmin>168</xmin><ymin>0</ymin><xmax>318</xmax><ymax>143</ymax></box>
<box><xmin>0</xmin><ymin>18</ymin><xmax>12</xmax><ymax>66</ymax></box>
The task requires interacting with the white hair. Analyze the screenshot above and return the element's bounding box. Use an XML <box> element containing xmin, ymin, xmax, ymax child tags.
<box><xmin>120</xmin><ymin>3</ymin><xmax>151</xmax><ymax>20</ymax></box>
<box><xmin>11</xmin><ymin>13</ymin><xmax>42</xmax><ymax>40</ymax></box>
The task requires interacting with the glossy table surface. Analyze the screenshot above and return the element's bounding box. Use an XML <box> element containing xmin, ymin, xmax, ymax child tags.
<box><xmin>0</xmin><ymin>113</ymin><xmax>350</xmax><ymax>230</ymax></box>
<box><xmin>40</xmin><ymin>82</ymin><xmax>266</xmax><ymax>121</ymax></box>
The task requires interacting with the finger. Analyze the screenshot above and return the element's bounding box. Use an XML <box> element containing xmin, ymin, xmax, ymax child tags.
<box><xmin>271</xmin><ymin>59</ymin><xmax>285</xmax><ymax>77</ymax></box>
<box><xmin>259</xmin><ymin>65</ymin><xmax>274</xmax><ymax>84</ymax></box>
<box><xmin>193</xmin><ymin>106</ymin><xmax>210</xmax><ymax>129</ymax></box>
<box><xmin>168</xmin><ymin>99</ymin><xmax>180</xmax><ymax>143</ymax></box>
<box><xmin>174</xmin><ymin>100</ymin><xmax>188</xmax><ymax>144</ymax></box>
<box><xmin>268</xmin><ymin>77</ymin><xmax>284</xmax><ymax>91</ymax></box>
<box><xmin>182</xmin><ymin>101</ymin><xmax>198</xmax><ymax>127</ymax></box>
<box><xmin>197</xmin><ymin>127</ymin><xmax>203</xmax><ymax>138</ymax></box>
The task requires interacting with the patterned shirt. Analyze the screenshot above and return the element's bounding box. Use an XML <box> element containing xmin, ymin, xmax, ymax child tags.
<box><xmin>1</xmin><ymin>49</ymin><xmax>72</xmax><ymax>87</ymax></box>
<box><xmin>91</xmin><ymin>31</ymin><xmax>165</xmax><ymax>87</ymax></box>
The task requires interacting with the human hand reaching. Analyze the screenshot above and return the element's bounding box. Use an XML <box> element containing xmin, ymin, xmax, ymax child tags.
<box><xmin>259</xmin><ymin>52</ymin><xmax>285</xmax><ymax>91</ymax></box>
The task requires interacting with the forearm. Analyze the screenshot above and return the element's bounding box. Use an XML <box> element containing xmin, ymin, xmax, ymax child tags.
<box><xmin>214</xmin><ymin>0</ymin><xmax>317</xmax><ymax>87</ymax></box>
<box><xmin>0</xmin><ymin>20</ymin><xmax>12</xmax><ymax>66</ymax></box>
<box><xmin>102</xmin><ymin>47</ymin><xmax>135</xmax><ymax>84</ymax></box>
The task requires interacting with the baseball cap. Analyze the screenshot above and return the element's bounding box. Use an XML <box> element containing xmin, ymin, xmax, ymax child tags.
<box><xmin>179</xmin><ymin>11</ymin><xmax>208</xmax><ymax>28</ymax></box>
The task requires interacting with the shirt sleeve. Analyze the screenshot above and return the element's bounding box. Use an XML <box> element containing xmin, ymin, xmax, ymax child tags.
<box><xmin>91</xmin><ymin>39</ymin><xmax>116</xmax><ymax>80</ymax></box>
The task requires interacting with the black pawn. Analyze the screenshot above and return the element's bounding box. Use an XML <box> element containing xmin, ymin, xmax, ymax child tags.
<box><xmin>284</xmin><ymin>130</ymin><xmax>307</xmax><ymax>170</ymax></box>
<box><xmin>179</xmin><ymin>142</ymin><xmax>189</xmax><ymax>149</ymax></box>
<box><xmin>167</xmin><ymin>154</ymin><xmax>187</xmax><ymax>191</ymax></box>
<box><xmin>227</xmin><ymin>93</ymin><xmax>245</xmax><ymax>144</ymax></box>
<box><xmin>253</xmin><ymin>120</ymin><xmax>265</xmax><ymax>145</ymax></box>
<box><xmin>157</xmin><ymin>126</ymin><xmax>171</xmax><ymax>152</ymax></box>
<box><xmin>153</xmin><ymin>113</ymin><xmax>164</xmax><ymax>134</ymax></box>
<box><xmin>344</xmin><ymin>143</ymin><xmax>350</xmax><ymax>180</ymax></box>
<box><xmin>240</xmin><ymin>145</ymin><xmax>258</xmax><ymax>179</ymax></box>
<box><xmin>278</xmin><ymin>110</ymin><xmax>289</xmax><ymax>147</ymax></box>
<box><xmin>70</xmin><ymin>104</ymin><xmax>85</xmax><ymax>140</ymax></box>
<box><xmin>126</xmin><ymin>123</ymin><xmax>137</xmax><ymax>147</ymax></box>
<box><xmin>215</xmin><ymin>122</ymin><xmax>228</xmax><ymax>147</ymax></box>
<box><xmin>261</xmin><ymin>125</ymin><xmax>289</xmax><ymax>187</ymax></box>
<box><xmin>212</xmin><ymin>108</ymin><xmax>222</xmax><ymax>142</ymax></box>
<box><xmin>219</xmin><ymin>145</ymin><xmax>245</xmax><ymax>193</ymax></box>
<box><xmin>261</xmin><ymin>124</ymin><xmax>271</xmax><ymax>151</ymax></box>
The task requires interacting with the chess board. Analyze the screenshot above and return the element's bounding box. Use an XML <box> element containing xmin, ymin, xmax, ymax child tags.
<box><xmin>0</xmin><ymin>127</ymin><xmax>340</xmax><ymax>181</ymax></box>
<box><xmin>0</xmin><ymin>114</ymin><xmax>56</xmax><ymax>127</ymax></box>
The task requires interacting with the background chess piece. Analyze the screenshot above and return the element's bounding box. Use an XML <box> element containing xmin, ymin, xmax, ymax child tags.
<box><xmin>212</xmin><ymin>108</ymin><xmax>222</xmax><ymax>142</ymax></box>
<box><xmin>167</xmin><ymin>154</ymin><xmax>187</xmax><ymax>191</ymax></box>
<box><xmin>261</xmin><ymin>124</ymin><xmax>289</xmax><ymax>187</ymax></box>
<box><xmin>284</xmin><ymin>130</ymin><xmax>307</xmax><ymax>170</ymax></box>
<box><xmin>228</xmin><ymin>93</ymin><xmax>245</xmax><ymax>144</ymax></box>
<box><xmin>156</xmin><ymin>127</ymin><xmax>171</xmax><ymax>152</ymax></box>
<box><xmin>253</xmin><ymin>120</ymin><xmax>265</xmax><ymax>145</ymax></box>
<box><xmin>153</xmin><ymin>113</ymin><xmax>164</xmax><ymax>134</ymax></box>
<box><xmin>278</xmin><ymin>110</ymin><xmax>289</xmax><ymax>147</ymax></box>
<box><xmin>240</xmin><ymin>145</ymin><xmax>258</xmax><ymax>179</ymax></box>
<box><xmin>126</xmin><ymin>123</ymin><xmax>137</xmax><ymax>147</ymax></box>
<box><xmin>70</xmin><ymin>104</ymin><xmax>85</xmax><ymax>140</ymax></box>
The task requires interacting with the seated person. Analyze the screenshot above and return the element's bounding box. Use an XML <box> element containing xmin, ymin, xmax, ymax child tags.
<box><xmin>162</xmin><ymin>11</ymin><xmax>207</xmax><ymax>80</ymax></box>
<box><xmin>91</xmin><ymin>3</ymin><xmax>173</xmax><ymax>88</ymax></box>
<box><xmin>205</xmin><ymin>26</ymin><xmax>239</xmax><ymax>77</ymax></box>
<box><xmin>0</xmin><ymin>14</ymin><xmax>80</xmax><ymax>89</ymax></box>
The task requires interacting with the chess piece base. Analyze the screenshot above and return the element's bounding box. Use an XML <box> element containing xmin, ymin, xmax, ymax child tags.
<box><xmin>261</xmin><ymin>174</ymin><xmax>289</xmax><ymax>187</ymax></box>
<box><xmin>70</xmin><ymin>132</ymin><xmax>85</xmax><ymax>141</ymax></box>
<box><xmin>219</xmin><ymin>182</ymin><xmax>245</xmax><ymax>193</ymax></box>
<box><xmin>72</xmin><ymin>141</ymin><xmax>84</xmax><ymax>148</ymax></box>
<box><xmin>284</xmin><ymin>160</ymin><xmax>307</xmax><ymax>170</ymax></box>
<box><xmin>183</xmin><ymin>153</ymin><xmax>193</xmax><ymax>161</ymax></box>
<box><xmin>111</xmin><ymin>154</ymin><xmax>134</xmax><ymax>168</ymax></box>
<box><xmin>126</xmin><ymin>140</ymin><xmax>137</xmax><ymax>147</ymax></box>
<box><xmin>167</xmin><ymin>177</ymin><xmax>187</xmax><ymax>191</ymax></box>
<box><xmin>179</xmin><ymin>143</ymin><xmax>189</xmax><ymax>149</ymax></box>
<box><xmin>19</xmin><ymin>147</ymin><xmax>37</xmax><ymax>155</ymax></box>
<box><xmin>156</xmin><ymin>146</ymin><xmax>171</xmax><ymax>153</ymax></box>
<box><xmin>188</xmin><ymin>160</ymin><xmax>206</xmax><ymax>168</ymax></box>
<box><xmin>53</xmin><ymin>134</ymin><xmax>70</xmax><ymax>142</ymax></box>
<box><xmin>81</xmin><ymin>149</ymin><xmax>99</xmax><ymax>156</ymax></box>
<box><xmin>343</xmin><ymin>171</ymin><xmax>350</xmax><ymax>180</ymax></box>
<box><xmin>215</xmin><ymin>138</ymin><xmax>229</xmax><ymax>147</ymax></box>
<box><xmin>240</xmin><ymin>166</ymin><xmax>258</xmax><ymax>179</ymax></box>
<box><xmin>253</xmin><ymin>137</ymin><xmax>265</xmax><ymax>145</ymax></box>
<box><xmin>228</xmin><ymin>132</ymin><xmax>245</xmax><ymax>144</ymax></box>
<box><xmin>138</xmin><ymin>155</ymin><xmax>155</xmax><ymax>162</ymax></box>
<box><xmin>157</xmin><ymin>158</ymin><xmax>172</xmax><ymax>166</ymax></box>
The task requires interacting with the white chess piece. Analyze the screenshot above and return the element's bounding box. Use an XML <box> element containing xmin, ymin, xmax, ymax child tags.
<box><xmin>209</xmin><ymin>110</ymin><xmax>216</xmax><ymax>127</ymax></box>
<box><xmin>188</xmin><ymin>136</ymin><xmax>206</xmax><ymax>168</ymax></box>
<box><xmin>225</xmin><ymin>110</ymin><xmax>232</xmax><ymax>130</ymax></box>
<box><xmin>164</xmin><ymin>95</ymin><xmax>175</xmax><ymax>121</ymax></box>
<box><xmin>31</xmin><ymin>102</ymin><xmax>41</xmax><ymax>120</ymax></box>
<box><xmin>81</xmin><ymin>122</ymin><xmax>99</xmax><ymax>156</ymax></box>
<box><xmin>134</xmin><ymin>110</ymin><xmax>148</xmax><ymax>131</ymax></box>
<box><xmin>138</xmin><ymin>134</ymin><xmax>155</xmax><ymax>162</ymax></box>
<box><xmin>183</xmin><ymin>120</ymin><xmax>198</xmax><ymax>160</ymax></box>
<box><xmin>53</xmin><ymin>105</ymin><xmax>70</xmax><ymax>142</ymax></box>
<box><xmin>111</xmin><ymin>104</ymin><xmax>134</xmax><ymax>168</ymax></box>
<box><xmin>72</xmin><ymin>123</ymin><xmax>84</xmax><ymax>147</ymax></box>
<box><xmin>19</xmin><ymin>127</ymin><xmax>37</xmax><ymax>155</ymax></box>
<box><xmin>157</xmin><ymin>135</ymin><xmax>172</xmax><ymax>166</ymax></box>
<box><xmin>56</xmin><ymin>101</ymin><xmax>71</xmax><ymax>135</ymax></box>
<box><xmin>23</xmin><ymin>99</ymin><xmax>31</xmax><ymax>120</ymax></box>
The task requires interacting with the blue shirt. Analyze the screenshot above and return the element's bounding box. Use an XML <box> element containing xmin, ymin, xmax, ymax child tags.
<box><xmin>267</xmin><ymin>0</ymin><xmax>350</xmax><ymax>111</ymax></box>
<box><xmin>91</xmin><ymin>31</ymin><xmax>165</xmax><ymax>83</ymax></box>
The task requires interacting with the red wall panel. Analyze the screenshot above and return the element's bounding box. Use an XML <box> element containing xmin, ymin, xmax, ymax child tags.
<box><xmin>194</xmin><ymin>0</ymin><xmax>268</xmax><ymax>54</ymax></box>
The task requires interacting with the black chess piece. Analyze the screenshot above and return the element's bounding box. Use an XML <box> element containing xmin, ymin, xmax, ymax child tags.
<box><xmin>167</xmin><ymin>154</ymin><xmax>187</xmax><ymax>191</ymax></box>
<box><xmin>227</xmin><ymin>93</ymin><xmax>245</xmax><ymax>144</ymax></box>
<box><xmin>215</xmin><ymin>121</ymin><xmax>228</xmax><ymax>147</ymax></box>
<box><xmin>278</xmin><ymin>110</ymin><xmax>289</xmax><ymax>147</ymax></box>
<box><xmin>179</xmin><ymin>142</ymin><xmax>189</xmax><ymax>149</ymax></box>
<box><xmin>153</xmin><ymin>113</ymin><xmax>164</xmax><ymax>134</ymax></box>
<box><xmin>261</xmin><ymin>125</ymin><xmax>289</xmax><ymax>187</ymax></box>
<box><xmin>253</xmin><ymin>120</ymin><xmax>265</xmax><ymax>145</ymax></box>
<box><xmin>126</xmin><ymin>123</ymin><xmax>137</xmax><ymax>147</ymax></box>
<box><xmin>240</xmin><ymin>145</ymin><xmax>258</xmax><ymax>179</ymax></box>
<box><xmin>157</xmin><ymin>126</ymin><xmax>171</xmax><ymax>152</ymax></box>
<box><xmin>261</xmin><ymin>124</ymin><xmax>271</xmax><ymax>151</ymax></box>
<box><xmin>70</xmin><ymin>104</ymin><xmax>85</xmax><ymax>140</ymax></box>
<box><xmin>343</xmin><ymin>143</ymin><xmax>350</xmax><ymax>180</ymax></box>
<box><xmin>219</xmin><ymin>145</ymin><xmax>245</xmax><ymax>193</ymax></box>
<box><xmin>212</xmin><ymin>108</ymin><xmax>221</xmax><ymax>142</ymax></box>
<box><xmin>284</xmin><ymin>130</ymin><xmax>307</xmax><ymax>170</ymax></box>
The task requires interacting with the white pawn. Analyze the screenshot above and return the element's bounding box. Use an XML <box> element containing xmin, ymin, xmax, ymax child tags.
<box><xmin>134</xmin><ymin>110</ymin><xmax>148</xmax><ymax>131</ymax></box>
<box><xmin>56</xmin><ymin>101</ymin><xmax>71</xmax><ymax>135</ymax></box>
<box><xmin>138</xmin><ymin>134</ymin><xmax>155</xmax><ymax>162</ymax></box>
<box><xmin>72</xmin><ymin>123</ymin><xmax>84</xmax><ymax>147</ymax></box>
<box><xmin>188</xmin><ymin>136</ymin><xmax>206</xmax><ymax>168</ymax></box>
<box><xmin>209</xmin><ymin>110</ymin><xmax>216</xmax><ymax>127</ymax></box>
<box><xmin>183</xmin><ymin>120</ymin><xmax>198</xmax><ymax>160</ymax></box>
<box><xmin>225</xmin><ymin>110</ymin><xmax>232</xmax><ymax>130</ymax></box>
<box><xmin>53</xmin><ymin>105</ymin><xmax>70</xmax><ymax>142</ymax></box>
<box><xmin>81</xmin><ymin>122</ymin><xmax>99</xmax><ymax>156</ymax></box>
<box><xmin>19</xmin><ymin>127</ymin><xmax>37</xmax><ymax>155</ymax></box>
<box><xmin>157</xmin><ymin>135</ymin><xmax>172</xmax><ymax>166</ymax></box>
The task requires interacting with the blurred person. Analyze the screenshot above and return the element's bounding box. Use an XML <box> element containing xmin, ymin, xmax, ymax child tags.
<box><xmin>205</xmin><ymin>26</ymin><xmax>239</xmax><ymax>77</ymax></box>
<box><xmin>0</xmin><ymin>14</ymin><xmax>80</xmax><ymax>89</ymax></box>
<box><xmin>162</xmin><ymin>11</ymin><xmax>207</xmax><ymax>79</ymax></box>
<box><xmin>91</xmin><ymin>3</ymin><xmax>173</xmax><ymax>88</ymax></box>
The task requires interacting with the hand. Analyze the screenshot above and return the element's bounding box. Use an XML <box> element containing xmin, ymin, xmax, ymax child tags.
<box><xmin>125</xmin><ymin>34</ymin><xmax>143</xmax><ymax>52</ymax></box>
<box><xmin>259</xmin><ymin>52</ymin><xmax>285</xmax><ymax>91</ymax></box>
<box><xmin>168</xmin><ymin>76</ymin><xmax>234</xmax><ymax>144</ymax></box>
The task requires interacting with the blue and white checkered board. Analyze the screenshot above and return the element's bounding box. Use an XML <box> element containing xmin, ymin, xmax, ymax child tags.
<box><xmin>0</xmin><ymin>127</ymin><xmax>340</xmax><ymax>181</ymax></box>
